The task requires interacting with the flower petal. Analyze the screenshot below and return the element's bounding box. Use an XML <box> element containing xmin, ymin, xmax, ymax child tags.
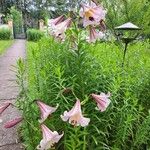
<box><xmin>53</xmin><ymin>18</ymin><xmax>72</xmax><ymax>37</ymax></box>
<box><xmin>60</xmin><ymin>111</ymin><xmax>70</xmax><ymax>122</ymax></box>
<box><xmin>52</xmin><ymin>131</ymin><xmax>64</xmax><ymax>143</ymax></box>
<box><xmin>88</xmin><ymin>26</ymin><xmax>104</xmax><ymax>43</ymax></box>
<box><xmin>97</xmin><ymin>98</ymin><xmax>111</xmax><ymax>112</ymax></box>
<box><xmin>37</xmin><ymin>124</ymin><xmax>63</xmax><ymax>150</ymax></box>
<box><xmin>41</xmin><ymin>124</ymin><xmax>55</xmax><ymax>140</ymax></box>
<box><xmin>91</xmin><ymin>93</ymin><xmax>111</xmax><ymax>112</ymax></box>
<box><xmin>36</xmin><ymin>101</ymin><xmax>58</xmax><ymax>123</ymax></box>
<box><xmin>64</xmin><ymin>99</ymin><xmax>82</xmax><ymax>118</ymax></box>
<box><xmin>61</xmin><ymin>99</ymin><xmax>90</xmax><ymax>127</ymax></box>
<box><xmin>78</xmin><ymin>116</ymin><xmax>90</xmax><ymax>127</ymax></box>
<box><xmin>48</xmin><ymin>15</ymin><xmax>64</xmax><ymax>26</ymax></box>
<box><xmin>4</xmin><ymin>117</ymin><xmax>23</xmax><ymax>128</ymax></box>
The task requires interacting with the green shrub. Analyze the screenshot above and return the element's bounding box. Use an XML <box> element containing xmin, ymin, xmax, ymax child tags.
<box><xmin>27</xmin><ymin>29</ymin><xmax>44</xmax><ymax>41</ymax></box>
<box><xmin>0</xmin><ymin>28</ymin><xmax>12</xmax><ymax>40</ymax></box>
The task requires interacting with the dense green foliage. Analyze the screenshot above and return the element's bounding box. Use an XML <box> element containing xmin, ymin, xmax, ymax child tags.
<box><xmin>27</xmin><ymin>29</ymin><xmax>44</xmax><ymax>41</ymax></box>
<box><xmin>17</xmin><ymin>35</ymin><xmax>150</xmax><ymax>149</ymax></box>
<box><xmin>0</xmin><ymin>40</ymin><xmax>13</xmax><ymax>54</ymax></box>
<box><xmin>0</xmin><ymin>28</ymin><xmax>12</xmax><ymax>40</ymax></box>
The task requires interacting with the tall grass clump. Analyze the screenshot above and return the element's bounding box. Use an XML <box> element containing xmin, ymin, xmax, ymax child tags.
<box><xmin>15</xmin><ymin>34</ymin><xmax>150</xmax><ymax>150</ymax></box>
<box><xmin>27</xmin><ymin>29</ymin><xmax>44</xmax><ymax>42</ymax></box>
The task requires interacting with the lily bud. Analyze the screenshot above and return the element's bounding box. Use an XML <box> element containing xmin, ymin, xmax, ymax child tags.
<box><xmin>4</xmin><ymin>117</ymin><xmax>23</xmax><ymax>128</ymax></box>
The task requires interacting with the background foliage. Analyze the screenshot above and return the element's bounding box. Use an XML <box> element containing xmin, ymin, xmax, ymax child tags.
<box><xmin>0</xmin><ymin>0</ymin><xmax>150</xmax><ymax>37</ymax></box>
<box><xmin>101</xmin><ymin>0</ymin><xmax>150</xmax><ymax>37</ymax></box>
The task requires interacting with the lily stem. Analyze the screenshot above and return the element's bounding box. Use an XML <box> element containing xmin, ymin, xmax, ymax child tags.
<box><xmin>83</xmin><ymin>128</ymin><xmax>87</xmax><ymax>150</ymax></box>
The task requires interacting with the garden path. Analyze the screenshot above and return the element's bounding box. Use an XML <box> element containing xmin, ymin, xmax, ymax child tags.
<box><xmin>0</xmin><ymin>40</ymin><xmax>26</xmax><ymax>150</ymax></box>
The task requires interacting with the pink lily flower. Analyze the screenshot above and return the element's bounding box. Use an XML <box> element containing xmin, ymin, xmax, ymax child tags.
<box><xmin>37</xmin><ymin>124</ymin><xmax>63</xmax><ymax>150</ymax></box>
<box><xmin>52</xmin><ymin>18</ymin><xmax>72</xmax><ymax>40</ymax></box>
<box><xmin>48</xmin><ymin>15</ymin><xmax>64</xmax><ymax>27</ymax></box>
<box><xmin>60</xmin><ymin>99</ymin><xmax>90</xmax><ymax>127</ymax></box>
<box><xmin>36</xmin><ymin>101</ymin><xmax>58</xmax><ymax>123</ymax></box>
<box><xmin>88</xmin><ymin>26</ymin><xmax>104</xmax><ymax>43</ymax></box>
<box><xmin>91</xmin><ymin>92</ymin><xmax>111</xmax><ymax>112</ymax></box>
<box><xmin>79</xmin><ymin>1</ymin><xmax>106</xmax><ymax>27</ymax></box>
<box><xmin>0</xmin><ymin>102</ymin><xmax>11</xmax><ymax>115</ymax></box>
<box><xmin>4</xmin><ymin>117</ymin><xmax>23</xmax><ymax>128</ymax></box>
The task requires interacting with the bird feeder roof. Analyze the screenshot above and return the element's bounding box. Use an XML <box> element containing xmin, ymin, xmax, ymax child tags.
<box><xmin>115</xmin><ymin>22</ymin><xmax>141</xmax><ymax>30</ymax></box>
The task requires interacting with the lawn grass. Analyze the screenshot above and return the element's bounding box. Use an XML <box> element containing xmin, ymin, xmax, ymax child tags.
<box><xmin>0</xmin><ymin>40</ymin><xmax>14</xmax><ymax>55</ymax></box>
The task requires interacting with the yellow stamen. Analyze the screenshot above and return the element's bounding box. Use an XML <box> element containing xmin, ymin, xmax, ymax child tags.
<box><xmin>84</xmin><ymin>9</ymin><xmax>94</xmax><ymax>19</ymax></box>
<box><xmin>70</xmin><ymin>113</ymin><xmax>81</xmax><ymax>126</ymax></box>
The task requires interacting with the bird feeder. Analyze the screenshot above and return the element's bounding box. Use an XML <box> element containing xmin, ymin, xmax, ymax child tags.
<box><xmin>115</xmin><ymin>22</ymin><xmax>141</xmax><ymax>66</ymax></box>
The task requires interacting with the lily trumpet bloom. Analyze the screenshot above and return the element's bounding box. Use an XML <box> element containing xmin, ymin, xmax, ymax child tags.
<box><xmin>88</xmin><ymin>26</ymin><xmax>104</xmax><ymax>43</ymax></box>
<box><xmin>91</xmin><ymin>92</ymin><xmax>111</xmax><ymax>112</ymax></box>
<box><xmin>48</xmin><ymin>15</ymin><xmax>64</xmax><ymax>27</ymax></box>
<box><xmin>79</xmin><ymin>1</ymin><xmax>106</xmax><ymax>27</ymax></box>
<box><xmin>37</xmin><ymin>124</ymin><xmax>63</xmax><ymax>150</ymax></box>
<box><xmin>36</xmin><ymin>101</ymin><xmax>58</xmax><ymax>123</ymax></box>
<box><xmin>4</xmin><ymin>117</ymin><xmax>23</xmax><ymax>128</ymax></box>
<box><xmin>52</xmin><ymin>18</ymin><xmax>72</xmax><ymax>40</ymax></box>
<box><xmin>0</xmin><ymin>102</ymin><xmax>11</xmax><ymax>115</ymax></box>
<box><xmin>61</xmin><ymin>99</ymin><xmax>90</xmax><ymax>127</ymax></box>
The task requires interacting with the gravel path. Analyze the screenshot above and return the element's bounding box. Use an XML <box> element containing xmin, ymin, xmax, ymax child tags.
<box><xmin>0</xmin><ymin>40</ymin><xmax>26</xmax><ymax>150</ymax></box>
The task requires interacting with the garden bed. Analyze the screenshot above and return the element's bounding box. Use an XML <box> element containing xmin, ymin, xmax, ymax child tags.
<box><xmin>15</xmin><ymin>37</ymin><xmax>150</xmax><ymax>150</ymax></box>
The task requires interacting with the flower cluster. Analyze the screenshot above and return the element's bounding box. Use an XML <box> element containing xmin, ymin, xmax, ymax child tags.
<box><xmin>36</xmin><ymin>101</ymin><xmax>63</xmax><ymax>150</ymax></box>
<box><xmin>0</xmin><ymin>91</ymin><xmax>111</xmax><ymax>150</ymax></box>
<box><xmin>47</xmin><ymin>1</ymin><xmax>106</xmax><ymax>43</ymax></box>
<box><xmin>34</xmin><ymin>91</ymin><xmax>111</xmax><ymax>149</ymax></box>
<box><xmin>79</xmin><ymin>1</ymin><xmax>107</xmax><ymax>43</ymax></box>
